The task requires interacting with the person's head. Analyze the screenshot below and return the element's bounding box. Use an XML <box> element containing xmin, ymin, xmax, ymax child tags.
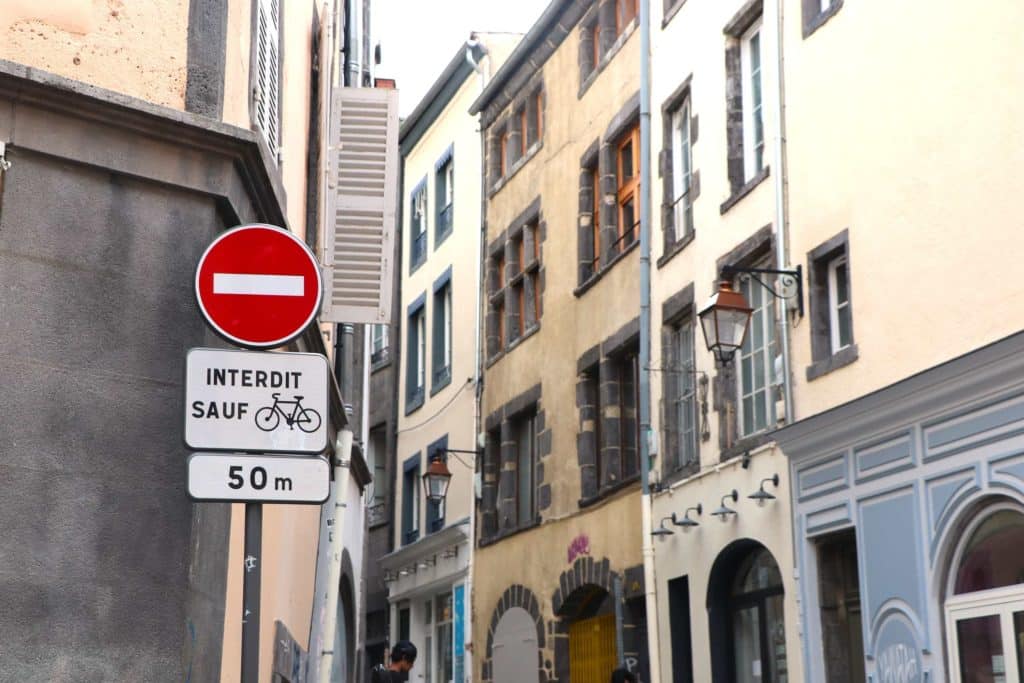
<box><xmin>390</xmin><ymin>640</ymin><xmax>417</xmax><ymax>671</ymax></box>
<box><xmin>611</xmin><ymin>668</ymin><xmax>636</xmax><ymax>683</ymax></box>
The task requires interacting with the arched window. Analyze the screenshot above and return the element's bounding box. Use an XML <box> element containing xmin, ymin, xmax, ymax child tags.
<box><xmin>945</xmin><ymin>505</ymin><xmax>1024</xmax><ymax>682</ymax></box>
<box><xmin>708</xmin><ymin>542</ymin><xmax>789</xmax><ymax>683</ymax></box>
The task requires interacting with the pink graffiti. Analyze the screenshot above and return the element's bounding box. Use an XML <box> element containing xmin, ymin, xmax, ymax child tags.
<box><xmin>567</xmin><ymin>534</ymin><xmax>590</xmax><ymax>564</ymax></box>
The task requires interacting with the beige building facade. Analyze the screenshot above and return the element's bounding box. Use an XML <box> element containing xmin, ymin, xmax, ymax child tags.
<box><xmin>470</xmin><ymin>2</ymin><xmax>651</xmax><ymax>682</ymax></box>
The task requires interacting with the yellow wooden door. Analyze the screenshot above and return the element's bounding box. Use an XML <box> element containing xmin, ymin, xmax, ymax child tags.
<box><xmin>568</xmin><ymin>613</ymin><xmax>618</xmax><ymax>682</ymax></box>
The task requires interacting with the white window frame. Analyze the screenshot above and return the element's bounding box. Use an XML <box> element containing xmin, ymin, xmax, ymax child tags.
<box><xmin>372</xmin><ymin>324</ymin><xmax>389</xmax><ymax>354</ymax></box>
<box><xmin>671</xmin><ymin>320</ymin><xmax>698</xmax><ymax>470</ymax></box>
<box><xmin>671</xmin><ymin>99</ymin><xmax>694</xmax><ymax>239</ymax></box>
<box><xmin>414</xmin><ymin>188</ymin><xmax>428</xmax><ymax>239</ymax></box>
<box><xmin>736</xmin><ymin>273</ymin><xmax>775</xmax><ymax>438</ymax></box>
<box><xmin>827</xmin><ymin>255</ymin><xmax>851</xmax><ymax>354</ymax></box>
<box><xmin>819</xmin><ymin>0</ymin><xmax>833</xmax><ymax>13</ymax></box>
<box><xmin>444</xmin><ymin>162</ymin><xmax>455</xmax><ymax>210</ymax></box>
<box><xmin>416</xmin><ymin>311</ymin><xmax>426</xmax><ymax>391</ymax></box>
<box><xmin>740</xmin><ymin>20</ymin><xmax>765</xmax><ymax>182</ymax></box>
<box><xmin>443</xmin><ymin>285</ymin><xmax>452</xmax><ymax>372</ymax></box>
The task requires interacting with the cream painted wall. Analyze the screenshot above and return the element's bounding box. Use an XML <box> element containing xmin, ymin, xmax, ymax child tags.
<box><xmin>223</xmin><ymin>0</ymin><xmax>253</xmax><ymax>128</ymax></box>
<box><xmin>648</xmin><ymin>0</ymin><xmax>797</xmax><ymax>679</ymax></box>
<box><xmin>394</xmin><ymin>35</ymin><xmax>520</xmax><ymax>545</ymax></box>
<box><xmin>782</xmin><ymin>0</ymin><xmax>1024</xmax><ymax>420</ymax></box>
<box><xmin>649</xmin><ymin>446</ymin><xmax>803</xmax><ymax>682</ymax></box>
<box><xmin>0</xmin><ymin>0</ymin><xmax>188</xmax><ymax>109</ymax></box>
<box><xmin>481</xmin><ymin>17</ymin><xmax>642</xmax><ymax>521</ymax></box>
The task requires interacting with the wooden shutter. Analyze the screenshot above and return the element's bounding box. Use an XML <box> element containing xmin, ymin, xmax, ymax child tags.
<box><xmin>322</xmin><ymin>87</ymin><xmax>399</xmax><ymax>324</ymax></box>
<box><xmin>254</xmin><ymin>0</ymin><xmax>281</xmax><ymax>156</ymax></box>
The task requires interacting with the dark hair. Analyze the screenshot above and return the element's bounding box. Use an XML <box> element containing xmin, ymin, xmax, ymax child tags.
<box><xmin>611</xmin><ymin>668</ymin><xmax>636</xmax><ymax>683</ymax></box>
<box><xmin>391</xmin><ymin>640</ymin><xmax>417</xmax><ymax>663</ymax></box>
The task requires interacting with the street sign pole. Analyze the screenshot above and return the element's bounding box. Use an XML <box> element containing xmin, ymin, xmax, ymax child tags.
<box><xmin>242</xmin><ymin>502</ymin><xmax>262</xmax><ymax>683</ymax></box>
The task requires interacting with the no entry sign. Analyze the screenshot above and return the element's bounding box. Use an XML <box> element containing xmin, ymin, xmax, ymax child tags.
<box><xmin>195</xmin><ymin>224</ymin><xmax>323</xmax><ymax>348</ymax></box>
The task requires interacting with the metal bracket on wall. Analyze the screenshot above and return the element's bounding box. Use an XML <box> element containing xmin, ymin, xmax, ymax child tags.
<box><xmin>0</xmin><ymin>141</ymin><xmax>10</xmax><ymax>172</ymax></box>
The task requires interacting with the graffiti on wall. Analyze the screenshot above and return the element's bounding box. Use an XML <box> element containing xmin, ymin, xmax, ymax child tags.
<box><xmin>567</xmin><ymin>534</ymin><xmax>590</xmax><ymax>564</ymax></box>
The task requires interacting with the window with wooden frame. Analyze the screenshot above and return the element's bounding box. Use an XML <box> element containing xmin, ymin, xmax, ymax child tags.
<box><xmin>591</xmin><ymin>21</ymin><xmax>602</xmax><ymax>69</ymax></box>
<box><xmin>499</xmin><ymin>127</ymin><xmax>510</xmax><ymax>177</ymax></box>
<box><xmin>489</xmin><ymin>251</ymin><xmax>506</xmax><ymax>354</ymax></box>
<box><xmin>615</xmin><ymin>125</ymin><xmax>640</xmax><ymax>253</ymax></box>
<box><xmin>591</xmin><ymin>165</ymin><xmax>601</xmax><ymax>272</ymax></box>
<box><xmin>527</xmin><ymin>90</ymin><xmax>543</xmax><ymax>147</ymax></box>
<box><xmin>525</xmin><ymin>221</ymin><xmax>541</xmax><ymax>324</ymax></box>
<box><xmin>616</xmin><ymin>0</ymin><xmax>638</xmax><ymax>35</ymax></box>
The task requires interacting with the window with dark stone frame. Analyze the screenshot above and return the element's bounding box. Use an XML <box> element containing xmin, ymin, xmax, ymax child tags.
<box><xmin>806</xmin><ymin>229</ymin><xmax>857</xmax><ymax>380</ymax></box>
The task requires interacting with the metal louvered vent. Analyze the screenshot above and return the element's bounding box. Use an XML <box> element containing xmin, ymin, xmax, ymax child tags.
<box><xmin>321</xmin><ymin>87</ymin><xmax>398</xmax><ymax>324</ymax></box>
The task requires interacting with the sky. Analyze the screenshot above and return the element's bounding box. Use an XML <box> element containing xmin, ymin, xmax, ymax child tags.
<box><xmin>375</xmin><ymin>0</ymin><xmax>552</xmax><ymax>116</ymax></box>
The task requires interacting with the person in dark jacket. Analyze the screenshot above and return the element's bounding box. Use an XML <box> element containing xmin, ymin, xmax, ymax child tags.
<box><xmin>370</xmin><ymin>640</ymin><xmax>417</xmax><ymax>683</ymax></box>
<box><xmin>611</xmin><ymin>667</ymin><xmax>637</xmax><ymax>683</ymax></box>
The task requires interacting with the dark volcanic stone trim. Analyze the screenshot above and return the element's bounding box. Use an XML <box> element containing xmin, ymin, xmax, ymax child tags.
<box><xmin>185</xmin><ymin>0</ymin><xmax>228</xmax><ymax>118</ymax></box>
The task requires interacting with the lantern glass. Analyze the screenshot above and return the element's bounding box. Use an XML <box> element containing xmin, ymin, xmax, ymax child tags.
<box><xmin>422</xmin><ymin>457</ymin><xmax>452</xmax><ymax>505</ymax></box>
<box><xmin>698</xmin><ymin>281</ymin><xmax>753</xmax><ymax>363</ymax></box>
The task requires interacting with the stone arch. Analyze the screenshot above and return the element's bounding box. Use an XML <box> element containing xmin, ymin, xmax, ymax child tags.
<box><xmin>481</xmin><ymin>584</ymin><xmax>545</xmax><ymax>683</ymax></box>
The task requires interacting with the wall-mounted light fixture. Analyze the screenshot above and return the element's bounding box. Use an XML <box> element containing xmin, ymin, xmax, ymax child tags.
<box><xmin>698</xmin><ymin>265</ymin><xmax>803</xmax><ymax>365</ymax></box>
<box><xmin>710</xmin><ymin>490</ymin><xmax>739</xmax><ymax>521</ymax></box>
<box><xmin>672</xmin><ymin>504</ymin><xmax>703</xmax><ymax>529</ymax></box>
<box><xmin>748</xmin><ymin>474</ymin><xmax>780</xmax><ymax>505</ymax></box>
<box><xmin>417</xmin><ymin>556</ymin><xmax>437</xmax><ymax>571</ymax></box>
<box><xmin>651</xmin><ymin>516</ymin><xmax>676</xmax><ymax>538</ymax></box>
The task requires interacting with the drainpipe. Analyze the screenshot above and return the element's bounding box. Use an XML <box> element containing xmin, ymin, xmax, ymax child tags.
<box><xmin>638</xmin><ymin>0</ymin><xmax>663</xmax><ymax>682</ymax></box>
<box><xmin>318</xmin><ymin>429</ymin><xmax>354</xmax><ymax>683</ymax></box>
<box><xmin>466</xmin><ymin>34</ymin><xmax>489</xmax><ymax>679</ymax></box>
<box><xmin>343</xmin><ymin>0</ymin><xmax>362</xmax><ymax>87</ymax></box>
<box><xmin>768</xmin><ymin>0</ymin><xmax>794</xmax><ymax>425</ymax></box>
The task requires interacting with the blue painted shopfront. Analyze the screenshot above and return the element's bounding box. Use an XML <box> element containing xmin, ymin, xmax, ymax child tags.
<box><xmin>775</xmin><ymin>332</ymin><xmax>1024</xmax><ymax>683</ymax></box>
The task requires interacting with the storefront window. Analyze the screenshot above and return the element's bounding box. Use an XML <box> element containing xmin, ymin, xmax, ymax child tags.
<box><xmin>946</xmin><ymin>506</ymin><xmax>1024</xmax><ymax>682</ymax></box>
<box><xmin>728</xmin><ymin>547</ymin><xmax>788</xmax><ymax>683</ymax></box>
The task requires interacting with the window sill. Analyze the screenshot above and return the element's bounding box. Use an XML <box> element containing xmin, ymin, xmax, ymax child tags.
<box><xmin>803</xmin><ymin>0</ymin><xmax>843</xmax><ymax>38</ymax></box>
<box><xmin>409</xmin><ymin>256</ymin><xmax>427</xmax><ymax>276</ymax></box>
<box><xmin>719</xmin><ymin>433</ymin><xmax>773</xmax><ymax>463</ymax></box>
<box><xmin>719</xmin><ymin>165</ymin><xmax>770</xmax><ymax>215</ymax></box>
<box><xmin>656</xmin><ymin>230</ymin><xmax>695</xmax><ymax>269</ymax></box>
<box><xmin>404</xmin><ymin>390</ymin><xmax>425</xmax><ymax>416</ymax></box>
<box><xmin>435</xmin><ymin>224</ymin><xmax>453</xmax><ymax>249</ymax></box>
<box><xmin>578</xmin><ymin>473</ymin><xmax>641</xmax><ymax>509</ymax></box>
<box><xmin>579</xmin><ymin>20</ymin><xmax>638</xmax><ymax>100</ymax></box>
<box><xmin>806</xmin><ymin>343</ymin><xmax>859</xmax><ymax>382</ymax></box>
<box><xmin>478</xmin><ymin>517</ymin><xmax>541</xmax><ymax>548</ymax></box>
<box><xmin>488</xmin><ymin>141</ymin><xmax>544</xmax><ymax>199</ymax></box>
<box><xmin>662</xmin><ymin>0</ymin><xmax>690</xmax><ymax>29</ymax></box>
<box><xmin>402</xmin><ymin>530</ymin><xmax>420</xmax><ymax>547</ymax></box>
<box><xmin>430</xmin><ymin>368</ymin><xmax>453</xmax><ymax>397</ymax></box>
<box><xmin>574</xmin><ymin>238</ymin><xmax>640</xmax><ymax>297</ymax></box>
<box><xmin>485</xmin><ymin>322</ymin><xmax>541</xmax><ymax>369</ymax></box>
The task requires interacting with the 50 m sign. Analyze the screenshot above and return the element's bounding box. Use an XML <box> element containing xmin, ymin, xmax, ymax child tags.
<box><xmin>187</xmin><ymin>454</ymin><xmax>330</xmax><ymax>504</ymax></box>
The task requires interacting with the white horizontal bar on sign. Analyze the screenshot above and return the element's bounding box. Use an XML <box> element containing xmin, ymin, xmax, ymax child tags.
<box><xmin>213</xmin><ymin>273</ymin><xmax>304</xmax><ymax>296</ymax></box>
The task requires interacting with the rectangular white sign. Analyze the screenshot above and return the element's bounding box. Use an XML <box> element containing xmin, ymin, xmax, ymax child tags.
<box><xmin>187</xmin><ymin>453</ymin><xmax>330</xmax><ymax>503</ymax></box>
<box><xmin>184</xmin><ymin>348</ymin><xmax>329</xmax><ymax>454</ymax></box>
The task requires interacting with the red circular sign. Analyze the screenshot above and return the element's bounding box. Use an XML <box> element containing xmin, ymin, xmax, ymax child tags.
<box><xmin>195</xmin><ymin>224</ymin><xmax>323</xmax><ymax>348</ymax></box>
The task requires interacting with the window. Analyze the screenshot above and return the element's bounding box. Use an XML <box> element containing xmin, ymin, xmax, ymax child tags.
<box><xmin>578</xmin><ymin>363</ymin><xmax>603</xmax><ymax>499</ymax></box>
<box><xmin>401</xmin><ymin>456</ymin><xmax>420</xmax><ymax>545</ymax></box>
<box><xmin>614</xmin><ymin>125</ymin><xmax>640</xmax><ymax>253</ymax></box>
<box><xmin>511</xmin><ymin>409</ymin><xmax>538</xmax><ymax>528</ymax></box>
<box><xmin>616</xmin><ymin>0</ymin><xmax>638</xmax><ymax>34</ymax></box>
<box><xmin>740</xmin><ymin>22</ymin><xmax>765</xmax><ymax>182</ymax></box>
<box><xmin>578</xmin><ymin>149</ymin><xmax>602</xmax><ymax>284</ymax></box>
<box><xmin>827</xmin><ymin>256</ymin><xmax>852</xmax><ymax>353</ymax></box>
<box><xmin>406</xmin><ymin>299</ymin><xmax>426</xmax><ymax>411</ymax></box>
<box><xmin>436</xmin><ymin>156</ymin><xmax>454</xmax><ymax>245</ymax></box>
<box><xmin>499</xmin><ymin>127</ymin><xmax>510</xmax><ymax>177</ymax></box>
<box><xmin>435</xmin><ymin>593</ymin><xmax>454</xmax><ymax>683</ymax></box>
<box><xmin>709</xmin><ymin>545</ymin><xmax>789</xmax><ymax>683</ymax></box>
<box><xmin>611</xmin><ymin>349</ymin><xmax>640</xmax><ymax>483</ymax></box>
<box><xmin>945</xmin><ymin>507</ymin><xmax>1024</xmax><ymax>682</ymax></box>
<box><xmin>807</xmin><ymin>231</ymin><xmax>856</xmax><ymax>379</ymax></box>
<box><xmin>737</xmin><ymin>270</ymin><xmax>776</xmax><ymax>437</ymax></box>
<box><xmin>526</xmin><ymin>90</ymin><xmax>543</xmax><ymax>148</ymax></box>
<box><xmin>816</xmin><ymin>530</ymin><xmax>864</xmax><ymax>683</ymax></box>
<box><xmin>666</xmin><ymin>320</ymin><xmax>698</xmax><ymax>472</ymax></box>
<box><xmin>671</xmin><ymin>100</ymin><xmax>694</xmax><ymax>240</ymax></box>
<box><xmin>432</xmin><ymin>276</ymin><xmax>452</xmax><ymax>391</ymax></box>
<box><xmin>367</xmin><ymin>426</ymin><xmax>388</xmax><ymax>525</ymax></box>
<box><xmin>426</xmin><ymin>437</ymin><xmax>447</xmax><ymax>533</ymax></box>
<box><xmin>371</xmin><ymin>324</ymin><xmax>389</xmax><ymax>365</ymax></box>
<box><xmin>803</xmin><ymin>0</ymin><xmax>841</xmax><ymax>37</ymax></box>
<box><xmin>489</xmin><ymin>216</ymin><xmax>542</xmax><ymax>358</ymax></box>
<box><xmin>411</xmin><ymin>181</ymin><xmax>428</xmax><ymax>270</ymax></box>
<box><xmin>519</xmin><ymin>107</ymin><xmax>528</xmax><ymax>157</ymax></box>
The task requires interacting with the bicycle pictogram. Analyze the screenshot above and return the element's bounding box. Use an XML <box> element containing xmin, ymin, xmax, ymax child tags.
<box><xmin>254</xmin><ymin>393</ymin><xmax>322</xmax><ymax>433</ymax></box>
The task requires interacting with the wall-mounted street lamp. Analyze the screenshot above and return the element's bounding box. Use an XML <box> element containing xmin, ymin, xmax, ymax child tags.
<box><xmin>651</xmin><ymin>517</ymin><xmax>676</xmax><ymax>538</ymax></box>
<box><xmin>672</xmin><ymin>504</ymin><xmax>703</xmax><ymax>529</ymax></box>
<box><xmin>710</xmin><ymin>490</ymin><xmax>739</xmax><ymax>521</ymax></box>
<box><xmin>698</xmin><ymin>265</ymin><xmax>803</xmax><ymax>365</ymax></box>
<box><xmin>748</xmin><ymin>474</ymin><xmax>780</xmax><ymax>505</ymax></box>
<box><xmin>422</xmin><ymin>455</ymin><xmax>452</xmax><ymax>505</ymax></box>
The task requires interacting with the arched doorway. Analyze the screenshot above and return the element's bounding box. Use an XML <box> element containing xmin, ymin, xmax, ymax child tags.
<box><xmin>944</xmin><ymin>504</ymin><xmax>1024</xmax><ymax>682</ymax></box>
<box><xmin>707</xmin><ymin>541</ymin><xmax>789</xmax><ymax>683</ymax></box>
<box><xmin>331</xmin><ymin>576</ymin><xmax>355</xmax><ymax>682</ymax></box>
<box><xmin>492</xmin><ymin>607</ymin><xmax>540</xmax><ymax>683</ymax></box>
<box><xmin>561</xmin><ymin>584</ymin><xmax>618</xmax><ymax>683</ymax></box>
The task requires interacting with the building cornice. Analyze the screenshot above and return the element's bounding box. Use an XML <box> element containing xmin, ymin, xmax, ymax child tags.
<box><xmin>380</xmin><ymin>518</ymin><xmax>470</xmax><ymax>570</ymax></box>
<box><xmin>773</xmin><ymin>331</ymin><xmax>1024</xmax><ymax>464</ymax></box>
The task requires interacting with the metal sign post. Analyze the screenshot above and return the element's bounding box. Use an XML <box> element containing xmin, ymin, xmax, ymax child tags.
<box><xmin>242</xmin><ymin>502</ymin><xmax>262</xmax><ymax>683</ymax></box>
